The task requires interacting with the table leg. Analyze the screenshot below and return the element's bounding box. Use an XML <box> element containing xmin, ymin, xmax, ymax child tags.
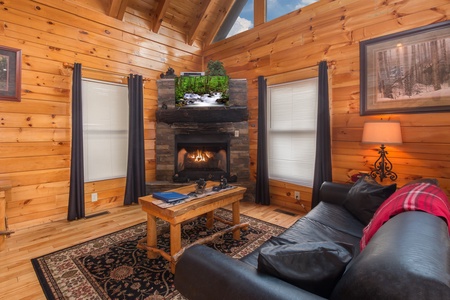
<box><xmin>206</xmin><ymin>210</ymin><xmax>214</xmax><ymax>229</ymax></box>
<box><xmin>146</xmin><ymin>214</ymin><xmax>159</xmax><ymax>259</ymax></box>
<box><xmin>232</xmin><ymin>201</ymin><xmax>241</xmax><ymax>240</ymax></box>
<box><xmin>170</xmin><ymin>223</ymin><xmax>181</xmax><ymax>273</ymax></box>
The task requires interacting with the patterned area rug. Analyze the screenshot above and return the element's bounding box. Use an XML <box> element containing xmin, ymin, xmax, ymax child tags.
<box><xmin>31</xmin><ymin>209</ymin><xmax>285</xmax><ymax>299</ymax></box>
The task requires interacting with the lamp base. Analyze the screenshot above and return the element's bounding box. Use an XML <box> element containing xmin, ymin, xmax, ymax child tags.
<box><xmin>370</xmin><ymin>144</ymin><xmax>398</xmax><ymax>182</ymax></box>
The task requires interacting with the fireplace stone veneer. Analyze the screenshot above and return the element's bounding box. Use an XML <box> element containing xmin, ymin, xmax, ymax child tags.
<box><xmin>155</xmin><ymin>79</ymin><xmax>250</xmax><ymax>183</ymax></box>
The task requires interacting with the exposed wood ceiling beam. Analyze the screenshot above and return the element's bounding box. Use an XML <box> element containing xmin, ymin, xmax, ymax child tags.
<box><xmin>254</xmin><ymin>0</ymin><xmax>266</xmax><ymax>26</ymax></box>
<box><xmin>152</xmin><ymin>0</ymin><xmax>171</xmax><ymax>33</ymax></box>
<box><xmin>108</xmin><ymin>0</ymin><xmax>129</xmax><ymax>20</ymax></box>
<box><xmin>204</xmin><ymin>0</ymin><xmax>236</xmax><ymax>46</ymax></box>
<box><xmin>187</xmin><ymin>0</ymin><xmax>213</xmax><ymax>45</ymax></box>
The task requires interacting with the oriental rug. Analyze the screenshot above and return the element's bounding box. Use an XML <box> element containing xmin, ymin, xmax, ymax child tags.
<box><xmin>31</xmin><ymin>209</ymin><xmax>285</xmax><ymax>299</ymax></box>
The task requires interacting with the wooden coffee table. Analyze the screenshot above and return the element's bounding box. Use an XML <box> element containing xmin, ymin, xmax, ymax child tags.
<box><xmin>138</xmin><ymin>182</ymin><xmax>247</xmax><ymax>273</ymax></box>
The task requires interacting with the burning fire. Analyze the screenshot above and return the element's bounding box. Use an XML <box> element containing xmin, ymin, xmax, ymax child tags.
<box><xmin>189</xmin><ymin>149</ymin><xmax>213</xmax><ymax>162</ymax></box>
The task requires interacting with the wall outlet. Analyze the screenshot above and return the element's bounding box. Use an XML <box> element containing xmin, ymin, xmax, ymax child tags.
<box><xmin>234</xmin><ymin>130</ymin><xmax>239</xmax><ymax>137</ymax></box>
<box><xmin>91</xmin><ymin>193</ymin><xmax>98</xmax><ymax>202</ymax></box>
<box><xmin>294</xmin><ymin>191</ymin><xmax>300</xmax><ymax>200</ymax></box>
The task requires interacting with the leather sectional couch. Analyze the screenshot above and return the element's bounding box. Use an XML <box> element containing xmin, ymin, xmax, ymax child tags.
<box><xmin>175</xmin><ymin>179</ymin><xmax>450</xmax><ymax>299</ymax></box>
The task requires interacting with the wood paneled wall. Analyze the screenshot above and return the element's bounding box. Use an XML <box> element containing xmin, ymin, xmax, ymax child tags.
<box><xmin>0</xmin><ymin>0</ymin><xmax>202</xmax><ymax>230</ymax></box>
<box><xmin>1</xmin><ymin>0</ymin><xmax>450</xmax><ymax>229</ymax></box>
<box><xmin>205</xmin><ymin>0</ymin><xmax>450</xmax><ymax>211</ymax></box>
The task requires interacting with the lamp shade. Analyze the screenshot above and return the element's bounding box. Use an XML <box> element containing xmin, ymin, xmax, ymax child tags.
<box><xmin>362</xmin><ymin>121</ymin><xmax>402</xmax><ymax>145</ymax></box>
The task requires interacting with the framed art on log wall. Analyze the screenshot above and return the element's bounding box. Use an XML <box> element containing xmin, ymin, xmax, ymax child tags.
<box><xmin>360</xmin><ymin>21</ymin><xmax>450</xmax><ymax>115</ymax></box>
<box><xmin>0</xmin><ymin>45</ymin><xmax>21</xmax><ymax>102</ymax></box>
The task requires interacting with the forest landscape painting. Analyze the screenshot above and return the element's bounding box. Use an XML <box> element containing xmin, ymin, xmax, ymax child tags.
<box><xmin>360</xmin><ymin>21</ymin><xmax>450</xmax><ymax>115</ymax></box>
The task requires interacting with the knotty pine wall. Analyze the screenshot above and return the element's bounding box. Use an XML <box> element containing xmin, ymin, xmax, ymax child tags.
<box><xmin>205</xmin><ymin>0</ymin><xmax>450</xmax><ymax>212</ymax></box>
<box><xmin>0</xmin><ymin>0</ymin><xmax>202</xmax><ymax>230</ymax></box>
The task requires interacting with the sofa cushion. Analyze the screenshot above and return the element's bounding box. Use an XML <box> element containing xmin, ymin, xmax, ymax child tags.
<box><xmin>257</xmin><ymin>241</ymin><xmax>354</xmax><ymax>298</ymax></box>
<box><xmin>360</xmin><ymin>182</ymin><xmax>450</xmax><ymax>250</ymax></box>
<box><xmin>343</xmin><ymin>175</ymin><xmax>396</xmax><ymax>225</ymax></box>
<box><xmin>305</xmin><ymin>202</ymin><xmax>365</xmax><ymax>238</ymax></box>
<box><xmin>240</xmin><ymin>203</ymin><xmax>363</xmax><ymax>268</ymax></box>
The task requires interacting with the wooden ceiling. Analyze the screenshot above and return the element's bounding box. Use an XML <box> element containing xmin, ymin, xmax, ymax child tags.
<box><xmin>71</xmin><ymin>0</ymin><xmax>236</xmax><ymax>47</ymax></box>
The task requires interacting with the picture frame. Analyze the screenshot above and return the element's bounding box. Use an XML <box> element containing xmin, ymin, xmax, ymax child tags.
<box><xmin>360</xmin><ymin>21</ymin><xmax>450</xmax><ymax>115</ymax></box>
<box><xmin>0</xmin><ymin>45</ymin><xmax>22</xmax><ymax>102</ymax></box>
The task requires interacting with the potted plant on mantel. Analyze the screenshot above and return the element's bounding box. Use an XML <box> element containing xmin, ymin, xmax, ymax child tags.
<box><xmin>175</xmin><ymin>60</ymin><xmax>229</xmax><ymax>107</ymax></box>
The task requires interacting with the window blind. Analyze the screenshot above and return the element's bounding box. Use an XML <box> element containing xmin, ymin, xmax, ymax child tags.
<box><xmin>267</xmin><ymin>77</ymin><xmax>318</xmax><ymax>187</ymax></box>
<box><xmin>81</xmin><ymin>79</ymin><xmax>129</xmax><ymax>182</ymax></box>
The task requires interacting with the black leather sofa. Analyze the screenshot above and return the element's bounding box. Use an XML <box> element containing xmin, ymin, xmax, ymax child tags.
<box><xmin>175</xmin><ymin>181</ymin><xmax>450</xmax><ymax>299</ymax></box>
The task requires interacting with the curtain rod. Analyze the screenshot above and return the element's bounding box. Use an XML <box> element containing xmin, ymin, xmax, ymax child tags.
<box><xmin>63</xmin><ymin>62</ymin><xmax>152</xmax><ymax>81</ymax></box>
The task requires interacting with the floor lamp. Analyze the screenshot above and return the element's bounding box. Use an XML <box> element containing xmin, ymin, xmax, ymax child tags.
<box><xmin>362</xmin><ymin>121</ymin><xmax>402</xmax><ymax>182</ymax></box>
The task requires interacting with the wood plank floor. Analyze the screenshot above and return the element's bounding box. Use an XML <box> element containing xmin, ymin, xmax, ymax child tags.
<box><xmin>0</xmin><ymin>201</ymin><xmax>304</xmax><ymax>299</ymax></box>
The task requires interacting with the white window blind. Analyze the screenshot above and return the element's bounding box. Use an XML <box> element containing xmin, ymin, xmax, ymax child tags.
<box><xmin>82</xmin><ymin>79</ymin><xmax>129</xmax><ymax>182</ymax></box>
<box><xmin>267</xmin><ymin>77</ymin><xmax>318</xmax><ymax>187</ymax></box>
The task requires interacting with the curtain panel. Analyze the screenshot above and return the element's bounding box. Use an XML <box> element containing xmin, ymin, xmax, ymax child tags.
<box><xmin>311</xmin><ymin>61</ymin><xmax>332</xmax><ymax>208</ymax></box>
<box><xmin>124</xmin><ymin>74</ymin><xmax>146</xmax><ymax>205</ymax></box>
<box><xmin>68</xmin><ymin>63</ymin><xmax>85</xmax><ymax>221</ymax></box>
<box><xmin>256</xmin><ymin>76</ymin><xmax>270</xmax><ymax>205</ymax></box>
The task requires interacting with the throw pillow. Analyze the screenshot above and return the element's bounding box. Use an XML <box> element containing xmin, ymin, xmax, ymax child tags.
<box><xmin>343</xmin><ymin>175</ymin><xmax>397</xmax><ymax>225</ymax></box>
<box><xmin>360</xmin><ymin>182</ymin><xmax>450</xmax><ymax>250</ymax></box>
<box><xmin>257</xmin><ymin>241</ymin><xmax>354</xmax><ymax>298</ymax></box>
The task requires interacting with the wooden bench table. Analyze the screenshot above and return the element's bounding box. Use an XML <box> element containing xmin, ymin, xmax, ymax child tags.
<box><xmin>138</xmin><ymin>182</ymin><xmax>247</xmax><ymax>273</ymax></box>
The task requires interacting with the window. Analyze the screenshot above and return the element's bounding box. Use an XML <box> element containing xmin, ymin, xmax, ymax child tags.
<box><xmin>214</xmin><ymin>0</ymin><xmax>253</xmax><ymax>42</ymax></box>
<box><xmin>214</xmin><ymin>0</ymin><xmax>319</xmax><ymax>43</ymax></box>
<box><xmin>267</xmin><ymin>78</ymin><xmax>318</xmax><ymax>187</ymax></box>
<box><xmin>82</xmin><ymin>79</ymin><xmax>129</xmax><ymax>182</ymax></box>
<box><xmin>228</xmin><ymin>0</ymin><xmax>254</xmax><ymax>38</ymax></box>
<box><xmin>267</xmin><ymin>0</ymin><xmax>319</xmax><ymax>22</ymax></box>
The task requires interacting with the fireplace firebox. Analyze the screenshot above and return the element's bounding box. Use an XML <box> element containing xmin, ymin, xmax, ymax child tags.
<box><xmin>174</xmin><ymin>134</ymin><xmax>230</xmax><ymax>181</ymax></box>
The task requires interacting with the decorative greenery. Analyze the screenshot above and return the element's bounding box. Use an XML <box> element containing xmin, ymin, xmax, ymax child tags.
<box><xmin>175</xmin><ymin>76</ymin><xmax>229</xmax><ymax>106</ymax></box>
<box><xmin>206</xmin><ymin>60</ymin><xmax>227</xmax><ymax>76</ymax></box>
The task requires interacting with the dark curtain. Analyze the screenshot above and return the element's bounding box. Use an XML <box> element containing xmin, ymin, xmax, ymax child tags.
<box><xmin>255</xmin><ymin>76</ymin><xmax>270</xmax><ymax>205</ymax></box>
<box><xmin>311</xmin><ymin>61</ymin><xmax>332</xmax><ymax>208</ymax></box>
<box><xmin>68</xmin><ymin>63</ymin><xmax>85</xmax><ymax>221</ymax></box>
<box><xmin>124</xmin><ymin>74</ymin><xmax>146</xmax><ymax>205</ymax></box>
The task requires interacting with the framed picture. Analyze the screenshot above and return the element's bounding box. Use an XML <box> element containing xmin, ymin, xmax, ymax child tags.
<box><xmin>360</xmin><ymin>21</ymin><xmax>450</xmax><ymax>115</ymax></box>
<box><xmin>0</xmin><ymin>46</ymin><xmax>22</xmax><ymax>102</ymax></box>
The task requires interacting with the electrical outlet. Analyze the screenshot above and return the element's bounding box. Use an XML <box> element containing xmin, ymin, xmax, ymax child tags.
<box><xmin>91</xmin><ymin>193</ymin><xmax>98</xmax><ymax>202</ymax></box>
<box><xmin>234</xmin><ymin>130</ymin><xmax>239</xmax><ymax>137</ymax></box>
<box><xmin>294</xmin><ymin>191</ymin><xmax>300</xmax><ymax>200</ymax></box>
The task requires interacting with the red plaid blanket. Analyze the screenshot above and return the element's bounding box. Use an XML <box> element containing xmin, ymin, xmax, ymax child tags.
<box><xmin>360</xmin><ymin>182</ymin><xmax>450</xmax><ymax>250</ymax></box>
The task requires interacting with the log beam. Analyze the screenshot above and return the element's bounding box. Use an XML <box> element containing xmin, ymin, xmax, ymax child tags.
<box><xmin>152</xmin><ymin>0</ymin><xmax>171</xmax><ymax>33</ymax></box>
<box><xmin>108</xmin><ymin>0</ymin><xmax>129</xmax><ymax>20</ymax></box>
<box><xmin>156</xmin><ymin>107</ymin><xmax>248</xmax><ymax>124</ymax></box>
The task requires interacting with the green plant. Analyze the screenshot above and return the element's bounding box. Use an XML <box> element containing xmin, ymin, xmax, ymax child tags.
<box><xmin>206</xmin><ymin>60</ymin><xmax>227</xmax><ymax>76</ymax></box>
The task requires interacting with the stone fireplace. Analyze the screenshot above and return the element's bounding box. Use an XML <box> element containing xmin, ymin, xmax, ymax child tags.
<box><xmin>155</xmin><ymin>79</ymin><xmax>250</xmax><ymax>184</ymax></box>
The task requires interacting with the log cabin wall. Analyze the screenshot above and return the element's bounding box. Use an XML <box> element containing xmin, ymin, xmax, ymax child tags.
<box><xmin>204</xmin><ymin>0</ymin><xmax>450</xmax><ymax>212</ymax></box>
<box><xmin>0</xmin><ymin>0</ymin><xmax>202</xmax><ymax>230</ymax></box>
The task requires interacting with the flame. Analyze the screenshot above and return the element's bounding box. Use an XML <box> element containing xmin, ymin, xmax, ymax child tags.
<box><xmin>189</xmin><ymin>149</ymin><xmax>212</xmax><ymax>162</ymax></box>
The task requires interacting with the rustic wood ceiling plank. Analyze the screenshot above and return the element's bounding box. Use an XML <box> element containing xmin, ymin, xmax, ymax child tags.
<box><xmin>187</xmin><ymin>0</ymin><xmax>213</xmax><ymax>45</ymax></box>
<box><xmin>109</xmin><ymin>0</ymin><xmax>130</xmax><ymax>20</ymax></box>
<box><xmin>152</xmin><ymin>0</ymin><xmax>171</xmax><ymax>33</ymax></box>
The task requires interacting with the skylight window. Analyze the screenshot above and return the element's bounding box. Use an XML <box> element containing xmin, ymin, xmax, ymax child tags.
<box><xmin>267</xmin><ymin>0</ymin><xmax>318</xmax><ymax>22</ymax></box>
<box><xmin>213</xmin><ymin>0</ymin><xmax>319</xmax><ymax>43</ymax></box>
<box><xmin>228</xmin><ymin>0</ymin><xmax>254</xmax><ymax>38</ymax></box>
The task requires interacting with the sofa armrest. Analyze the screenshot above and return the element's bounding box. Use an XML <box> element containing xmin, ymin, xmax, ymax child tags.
<box><xmin>175</xmin><ymin>244</ymin><xmax>326</xmax><ymax>300</ymax></box>
<box><xmin>319</xmin><ymin>181</ymin><xmax>352</xmax><ymax>206</ymax></box>
<box><xmin>331</xmin><ymin>211</ymin><xmax>450</xmax><ymax>300</ymax></box>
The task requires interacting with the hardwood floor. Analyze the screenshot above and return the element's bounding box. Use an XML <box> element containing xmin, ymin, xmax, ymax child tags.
<box><xmin>0</xmin><ymin>201</ymin><xmax>304</xmax><ymax>299</ymax></box>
